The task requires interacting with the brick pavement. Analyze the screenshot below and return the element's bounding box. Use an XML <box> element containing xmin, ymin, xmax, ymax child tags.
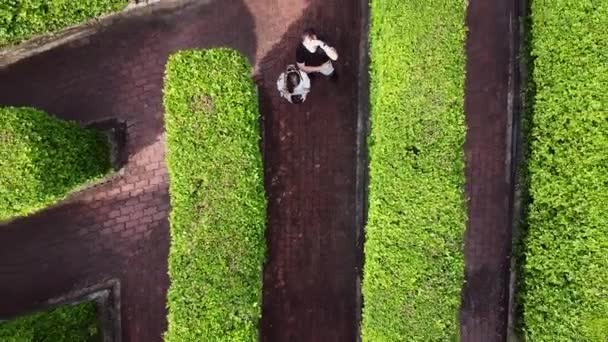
<box><xmin>256</xmin><ymin>1</ymin><xmax>364</xmax><ymax>341</ymax></box>
<box><xmin>0</xmin><ymin>0</ymin><xmax>364</xmax><ymax>341</ymax></box>
<box><xmin>460</xmin><ymin>0</ymin><xmax>519</xmax><ymax>341</ymax></box>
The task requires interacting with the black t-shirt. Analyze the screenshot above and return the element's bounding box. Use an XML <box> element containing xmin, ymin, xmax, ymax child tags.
<box><xmin>296</xmin><ymin>43</ymin><xmax>330</xmax><ymax>67</ymax></box>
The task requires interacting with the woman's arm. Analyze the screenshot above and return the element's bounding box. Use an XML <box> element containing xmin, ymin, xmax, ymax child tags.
<box><xmin>301</xmin><ymin>71</ymin><xmax>311</xmax><ymax>91</ymax></box>
<box><xmin>276</xmin><ymin>73</ymin><xmax>285</xmax><ymax>92</ymax></box>
<box><xmin>276</xmin><ymin>73</ymin><xmax>292</xmax><ymax>101</ymax></box>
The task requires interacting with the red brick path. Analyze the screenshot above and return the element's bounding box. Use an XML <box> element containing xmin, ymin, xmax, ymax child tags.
<box><xmin>460</xmin><ymin>0</ymin><xmax>519</xmax><ymax>341</ymax></box>
<box><xmin>0</xmin><ymin>0</ymin><xmax>364</xmax><ymax>341</ymax></box>
<box><xmin>257</xmin><ymin>1</ymin><xmax>364</xmax><ymax>341</ymax></box>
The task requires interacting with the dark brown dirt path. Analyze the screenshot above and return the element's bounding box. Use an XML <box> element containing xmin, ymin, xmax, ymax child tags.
<box><xmin>460</xmin><ymin>0</ymin><xmax>519</xmax><ymax>341</ymax></box>
<box><xmin>0</xmin><ymin>0</ymin><xmax>365</xmax><ymax>341</ymax></box>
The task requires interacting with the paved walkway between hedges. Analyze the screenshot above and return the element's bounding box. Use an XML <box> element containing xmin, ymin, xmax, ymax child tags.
<box><xmin>0</xmin><ymin>0</ymin><xmax>364</xmax><ymax>341</ymax></box>
<box><xmin>1</xmin><ymin>0</ymin><xmax>521</xmax><ymax>339</ymax></box>
<box><xmin>258</xmin><ymin>1</ymin><xmax>365</xmax><ymax>340</ymax></box>
<box><xmin>461</xmin><ymin>0</ymin><xmax>520</xmax><ymax>341</ymax></box>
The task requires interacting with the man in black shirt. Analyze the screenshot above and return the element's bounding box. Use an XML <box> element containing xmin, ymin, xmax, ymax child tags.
<box><xmin>296</xmin><ymin>28</ymin><xmax>339</xmax><ymax>80</ymax></box>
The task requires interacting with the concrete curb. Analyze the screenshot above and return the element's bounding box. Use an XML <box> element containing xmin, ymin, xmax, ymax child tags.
<box><xmin>354</xmin><ymin>0</ymin><xmax>371</xmax><ymax>340</ymax></box>
<box><xmin>507</xmin><ymin>0</ymin><xmax>526</xmax><ymax>340</ymax></box>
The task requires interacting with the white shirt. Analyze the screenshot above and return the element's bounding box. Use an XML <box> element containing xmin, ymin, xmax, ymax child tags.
<box><xmin>276</xmin><ymin>70</ymin><xmax>311</xmax><ymax>103</ymax></box>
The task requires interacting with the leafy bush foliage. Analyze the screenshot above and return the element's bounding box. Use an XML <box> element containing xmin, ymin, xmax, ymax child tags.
<box><xmin>0</xmin><ymin>302</ymin><xmax>100</xmax><ymax>342</ymax></box>
<box><xmin>0</xmin><ymin>106</ymin><xmax>111</xmax><ymax>222</ymax></box>
<box><xmin>361</xmin><ymin>0</ymin><xmax>467</xmax><ymax>340</ymax></box>
<box><xmin>521</xmin><ymin>1</ymin><xmax>608</xmax><ymax>340</ymax></box>
<box><xmin>163</xmin><ymin>49</ymin><xmax>266</xmax><ymax>341</ymax></box>
<box><xmin>0</xmin><ymin>0</ymin><xmax>127</xmax><ymax>47</ymax></box>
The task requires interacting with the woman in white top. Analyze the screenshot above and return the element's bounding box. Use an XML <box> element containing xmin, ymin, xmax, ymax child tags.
<box><xmin>276</xmin><ymin>65</ymin><xmax>311</xmax><ymax>104</ymax></box>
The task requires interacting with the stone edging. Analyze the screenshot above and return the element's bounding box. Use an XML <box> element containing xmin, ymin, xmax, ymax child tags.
<box><xmin>354</xmin><ymin>0</ymin><xmax>371</xmax><ymax>340</ymax></box>
<box><xmin>61</xmin><ymin>118</ymin><xmax>129</xmax><ymax>199</ymax></box>
<box><xmin>86</xmin><ymin>118</ymin><xmax>129</xmax><ymax>172</ymax></box>
<box><xmin>0</xmin><ymin>279</ymin><xmax>122</xmax><ymax>342</ymax></box>
<box><xmin>0</xmin><ymin>0</ymin><xmax>186</xmax><ymax>68</ymax></box>
<box><xmin>507</xmin><ymin>0</ymin><xmax>526</xmax><ymax>340</ymax></box>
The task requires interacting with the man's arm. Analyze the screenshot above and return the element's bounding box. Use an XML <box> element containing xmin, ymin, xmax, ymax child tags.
<box><xmin>297</xmin><ymin>62</ymin><xmax>322</xmax><ymax>73</ymax></box>
<box><xmin>317</xmin><ymin>40</ymin><xmax>339</xmax><ymax>61</ymax></box>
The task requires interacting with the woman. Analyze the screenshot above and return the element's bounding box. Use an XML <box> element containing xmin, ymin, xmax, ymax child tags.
<box><xmin>276</xmin><ymin>64</ymin><xmax>311</xmax><ymax>104</ymax></box>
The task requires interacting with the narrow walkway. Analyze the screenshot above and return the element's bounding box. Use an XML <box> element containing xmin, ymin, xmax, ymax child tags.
<box><xmin>0</xmin><ymin>0</ymin><xmax>364</xmax><ymax>340</ymax></box>
<box><xmin>461</xmin><ymin>0</ymin><xmax>519</xmax><ymax>341</ymax></box>
<box><xmin>257</xmin><ymin>1</ymin><xmax>364</xmax><ymax>341</ymax></box>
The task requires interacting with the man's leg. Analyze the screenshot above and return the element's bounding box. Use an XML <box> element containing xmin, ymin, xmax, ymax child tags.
<box><xmin>330</xmin><ymin>69</ymin><xmax>338</xmax><ymax>82</ymax></box>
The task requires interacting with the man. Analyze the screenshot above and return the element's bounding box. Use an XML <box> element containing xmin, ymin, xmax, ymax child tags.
<box><xmin>276</xmin><ymin>64</ymin><xmax>311</xmax><ymax>104</ymax></box>
<box><xmin>296</xmin><ymin>28</ymin><xmax>339</xmax><ymax>80</ymax></box>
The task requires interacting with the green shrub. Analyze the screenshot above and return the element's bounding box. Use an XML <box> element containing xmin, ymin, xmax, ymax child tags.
<box><xmin>361</xmin><ymin>0</ymin><xmax>467</xmax><ymax>340</ymax></box>
<box><xmin>0</xmin><ymin>0</ymin><xmax>127</xmax><ymax>47</ymax></box>
<box><xmin>0</xmin><ymin>302</ymin><xmax>100</xmax><ymax>342</ymax></box>
<box><xmin>0</xmin><ymin>106</ymin><xmax>111</xmax><ymax>222</ymax></box>
<box><xmin>521</xmin><ymin>1</ymin><xmax>608</xmax><ymax>340</ymax></box>
<box><xmin>163</xmin><ymin>49</ymin><xmax>266</xmax><ymax>341</ymax></box>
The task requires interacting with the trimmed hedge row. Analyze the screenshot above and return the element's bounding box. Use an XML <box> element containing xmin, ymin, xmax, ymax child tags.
<box><xmin>0</xmin><ymin>106</ymin><xmax>111</xmax><ymax>222</ymax></box>
<box><xmin>0</xmin><ymin>0</ymin><xmax>127</xmax><ymax>48</ymax></box>
<box><xmin>0</xmin><ymin>302</ymin><xmax>100</xmax><ymax>342</ymax></box>
<box><xmin>361</xmin><ymin>0</ymin><xmax>467</xmax><ymax>340</ymax></box>
<box><xmin>163</xmin><ymin>49</ymin><xmax>266</xmax><ymax>341</ymax></box>
<box><xmin>521</xmin><ymin>1</ymin><xmax>608</xmax><ymax>340</ymax></box>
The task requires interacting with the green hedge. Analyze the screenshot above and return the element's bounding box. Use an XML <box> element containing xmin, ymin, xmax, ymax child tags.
<box><xmin>520</xmin><ymin>0</ymin><xmax>608</xmax><ymax>340</ymax></box>
<box><xmin>163</xmin><ymin>49</ymin><xmax>266</xmax><ymax>341</ymax></box>
<box><xmin>361</xmin><ymin>0</ymin><xmax>467</xmax><ymax>340</ymax></box>
<box><xmin>0</xmin><ymin>106</ymin><xmax>111</xmax><ymax>222</ymax></box>
<box><xmin>0</xmin><ymin>0</ymin><xmax>127</xmax><ymax>48</ymax></box>
<box><xmin>0</xmin><ymin>302</ymin><xmax>100</xmax><ymax>342</ymax></box>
